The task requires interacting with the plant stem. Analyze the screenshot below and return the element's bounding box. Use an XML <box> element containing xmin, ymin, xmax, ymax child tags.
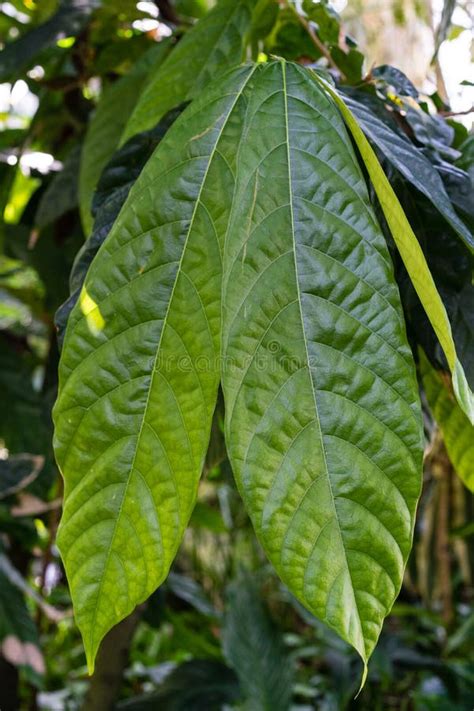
<box><xmin>282</xmin><ymin>1</ymin><xmax>346</xmax><ymax>79</ymax></box>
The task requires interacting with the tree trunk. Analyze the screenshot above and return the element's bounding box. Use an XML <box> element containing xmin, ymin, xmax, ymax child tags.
<box><xmin>81</xmin><ymin>609</ymin><xmax>141</xmax><ymax>711</ymax></box>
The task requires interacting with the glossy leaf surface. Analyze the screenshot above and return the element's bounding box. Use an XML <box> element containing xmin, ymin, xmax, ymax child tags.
<box><xmin>221</xmin><ymin>61</ymin><xmax>423</xmax><ymax>669</ymax></box>
<box><xmin>343</xmin><ymin>93</ymin><xmax>474</xmax><ymax>252</ymax></box>
<box><xmin>320</xmin><ymin>76</ymin><xmax>474</xmax><ymax>423</ymax></box>
<box><xmin>79</xmin><ymin>41</ymin><xmax>171</xmax><ymax>234</ymax></box>
<box><xmin>121</xmin><ymin>0</ymin><xmax>256</xmax><ymax>142</ymax></box>
<box><xmin>53</xmin><ymin>65</ymin><xmax>257</xmax><ymax>672</ymax></box>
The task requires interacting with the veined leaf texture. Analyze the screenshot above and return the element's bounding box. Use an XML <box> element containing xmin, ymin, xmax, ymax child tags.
<box><xmin>55</xmin><ymin>60</ymin><xmax>429</xmax><ymax>673</ymax></box>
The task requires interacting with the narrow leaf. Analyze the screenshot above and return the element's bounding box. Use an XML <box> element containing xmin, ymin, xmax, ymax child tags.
<box><xmin>79</xmin><ymin>40</ymin><xmax>171</xmax><ymax>235</ymax></box>
<box><xmin>121</xmin><ymin>0</ymin><xmax>257</xmax><ymax>143</ymax></box>
<box><xmin>421</xmin><ymin>351</ymin><xmax>474</xmax><ymax>491</ymax></box>
<box><xmin>53</xmin><ymin>64</ymin><xmax>257</xmax><ymax>672</ymax></box>
<box><xmin>221</xmin><ymin>61</ymin><xmax>423</xmax><ymax>672</ymax></box>
<box><xmin>342</xmin><ymin>93</ymin><xmax>474</xmax><ymax>252</ymax></box>
<box><xmin>316</xmin><ymin>75</ymin><xmax>474</xmax><ymax>423</ymax></box>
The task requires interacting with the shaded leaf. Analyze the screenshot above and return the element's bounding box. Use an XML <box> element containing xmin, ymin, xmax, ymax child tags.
<box><xmin>223</xmin><ymin>574</ymin><xmax>294</xmax><ymax>710</ymax></box>
<box><xmin>0</xmin><ymin>454</ymin><xmax>44</xmax><ymax>500</ymax></box>
<box><xmin>342</xmin><ymin>92</ymin><xmax>474</xmax><ymax>251</ymax></box>
<box><xmin>320</xmin><ymin>75</ymin><xmax>474</xmax><ymax>422</ymax></box>
<box><xmin>56</xmin><ymin>105</ymin><xmax>185</xmax><ymax>348</ymax></box>
<box><xmin>122</xmin><ymin>0</ymin><xmax>257</xmax><ymax>142</ymax></box>
<box><xmin>371</xmin><ymin>65</ymin><xmax>418</xmax><ymax>98</ymax></box>
<box><xmin>79</xmin><ymin>40</ymin><xmax>172</xmax><ymax>234</ymax></box>
<box><xmin>0</xmin><ymin>0</ymin><xmax>97</xmax><ymax>82</ymax></box>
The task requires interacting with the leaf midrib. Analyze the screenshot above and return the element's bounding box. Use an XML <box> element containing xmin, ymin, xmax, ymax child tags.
<box><xmin>280</xmin><ymin>60</ymin><xmax>366</xmax><ymax>659</ymax></box>
<box><xmin>86</xmin><ymin>64</ymin><xmax>258</xmax><ymax>662</ymax></box>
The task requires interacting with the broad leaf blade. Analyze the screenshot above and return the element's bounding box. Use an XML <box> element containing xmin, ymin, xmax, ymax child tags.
<box><xmin>121</xmin><ymin>0</ymin><xmax>256</xmax><ymax>143</ymax></box>
<box><xmin>79</xmin><ymin>40</ymin><xmax>171</xmax><ymax>235</ymax></box>
<box><xmin>421</xmin><ymin>351</ymin><xmax>474</xmax><ymax>492</ymax></box>
<box><xmin>318</xmin><ymin>76</ymin><xmax>474</xmax><ymax>424</ymax></box>
<box><xmin>342</xmin><ymin>93</ymin><xmax>474</xmax><ymax>252</ymax></box>
<box><xmin>221</xmin><ymin>61</ymin><xmax>423</xmax><ymax>670</ymax></box>
<box><xmin>53</xmin><ymin>64</ymin><xmax>257</xmax><ymax>672</ymax></box>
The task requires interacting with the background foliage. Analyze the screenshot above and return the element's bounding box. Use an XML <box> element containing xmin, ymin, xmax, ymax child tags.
<box><xmin>0</xmin><ymin>0</ymin><xmax>472</xmax><ymax>709</ymax></box>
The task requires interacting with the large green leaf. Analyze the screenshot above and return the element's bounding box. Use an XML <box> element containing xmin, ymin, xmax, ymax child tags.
<box><xmin>316</xmin><ymin>75</ymin><xmax>474</xmax><ymax>424</ymax></box>
<box><xmin>53</xmin><ymin>64</ymin><xmax>257</xmax><ymax>673</ymax></box>
<box><xmin>221</xmin><ymin>61</ymin><xmax>423</xmax><ymax>674</ymax></box>
<box><xmin>421</xmin><ymin>351</ymin><xmax>474</xmax><ymax>492</ymax></box>
<box><xmin>79</xmin><ymin>41</ymin><xmax>171</xmax><ymax>235</ymax></box>
<box><xmin>121</xmin><ymin>0</ymin><xmax>257</xmax><ymax>143</ymax></box>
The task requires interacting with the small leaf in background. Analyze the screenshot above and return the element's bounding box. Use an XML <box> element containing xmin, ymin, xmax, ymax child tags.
<box><xmin>0</xmin><ymin>454</ymin><xmax>44</xmax><ymax>500</ymax></box>
<box><xmin>122</xmin><ymin>0</ymin><xmax>257</xmax><ymax>141</ymax></box>
<box><xmin>78</xmin><ymin>40</ymin><xmax>172</xmax><ymax>235</ymax></box>
<box><xmin>421</xmin><ymin>351</ymin><xmax>474</xmax><ymax>492</ymax></box>
<box><xmin>35</xmin><ymin>145</ymin><xmax>81</xmax><ymax>229</ymax></box>
<box><xmin>0</xmin><ymin>0</ymin><xmax>99</xmax><ymax>82</ymax></box>
<box><xmin>116</xmin><ymin>660</ymin><xmax>241</xmax><ymax>710</ymax></box>
<box><xmin>223</xmin><ymin>574</ymin><xmax>293</xmax><ymax>710</ymax></box>
<box><xmin>371</xmin><ymin>64</ymin><xmax>419</xmax><ymax>98</ymax></box>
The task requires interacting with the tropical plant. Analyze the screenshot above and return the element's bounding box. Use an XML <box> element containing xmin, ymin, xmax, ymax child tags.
<box><xmin>0</xmin><ymin>0</ymin><xmax>472</xmax><ymax>708</ymax></box>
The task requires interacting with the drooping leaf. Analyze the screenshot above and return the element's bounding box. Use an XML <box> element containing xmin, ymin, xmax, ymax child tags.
<box><xmin>318</xmin><ymin>75</ymin><xmax>474</xmax><ymax>423</ymax></box>
<box><xmin>53</xmin><ymin>64</ymin><xmax>258</xmax><ymax>673</ymax></box>
<box><xmin>121</xmin><ymin>0</ymin><xmax>257</xmax><ymax>142</ymax></box>
<box><xmin>420</xmin><ymin>351</ymin><xmax>474</xmax><ymax>492</ymax></box>
<box><xmin>78</xmin><ymin>40</ymin><xmax>172</xmax><ymax>234</ymax></box>
<box><xmin>342</xmin><ymin>93</ymin><xmax>474</xmax><ymax>252</ymax></box>
<box><xmin>223</xmin><ymin>574</ymin><xmax>294</xmax><ymax>710</ymax></box>
<box><xmin>0</xmin><ymin>0</ymin><xmax>98</xmax><ymax>82</ymax></box>
<box><xmin>221</xmin><ymin>61</ymin><xmax>423</xmax><ymax>675</ymax></box>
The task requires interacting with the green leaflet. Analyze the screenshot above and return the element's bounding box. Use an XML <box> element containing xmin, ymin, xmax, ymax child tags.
<box><xmin>421</xmin><ymin>351</ymin><xmax>474</xmax><ymax>492</ymax></box>
<box><xmin>53</xmin><ymin>64</ymin><xmax>257</xmax><ymax>673</ymax></box>
<box><xmin>314</xmin><ymin>74</ymin><xmax>474</xmax><ymax>425</ymax></box>
<box><xmin>121</xmin><ymin>0</ymin><xmax>257</xmax><ymax>143</ymax></box>
<box><xmin>79</xmin><ymin>40</ymin><xmax>171</xmax><ymax>235</ymax></box>
<box><xmin>221</xmin><ymin>61</ymin><xmax>423</xmax><ymax>672</ymax></box>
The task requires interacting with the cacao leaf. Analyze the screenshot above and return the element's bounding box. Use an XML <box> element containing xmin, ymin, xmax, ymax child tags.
<box><xmin>53</xmin><ymin>63</ymin><xmax>258</xmax><ymax>672</ymax></box>
<box><xmin>221</xmin><ymin>61</ymin><xmax>424</xmax><ymax>676</ymax></box>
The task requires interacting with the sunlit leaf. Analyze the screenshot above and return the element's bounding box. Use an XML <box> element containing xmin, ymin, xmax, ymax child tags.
<box><xmin>53</xmin><ymin>64</ymin><xmax>257</xmax><ymax>672</ymax></box>
<box><xmin>221</xmin><ymin>61</ymin><xmax>423</xmax><ymax>676</ymax></box>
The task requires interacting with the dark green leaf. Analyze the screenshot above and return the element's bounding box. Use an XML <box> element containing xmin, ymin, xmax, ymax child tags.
<box><xmin>342</xmin><ymin>93</ymin><xmax>474</xmax><ymax>251</ymax></box>
<box><xmin>116</xmin><ymin>660</ymin><xmax>241</xmax><ymax>710</ymax></box>
<box><xmin>223</xmin><ymin>574</ymin><xmax>294</xmax><ymax>710</ymax></box>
